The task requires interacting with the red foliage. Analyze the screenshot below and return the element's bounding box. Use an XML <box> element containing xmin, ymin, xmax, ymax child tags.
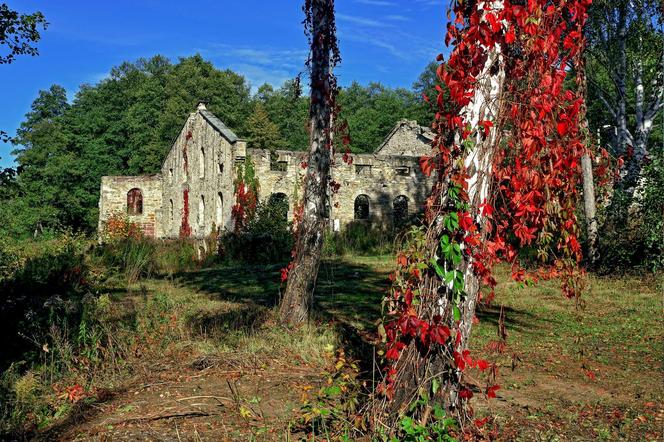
<box><xmin>103</xmin><ymin>213</ymin><xmax>143</xmax><ymax>241</ymax></box>
<box><xmin>379</xmin><ymin>0</ymin><xmax>593</xmax><ymax>406</ymax></box>
<box><xmin>231</xmin><ymin>181</ymin><xmax>258</xmax><ymax>232</ymax></box>
<box><xmin>179</xmin><ymin>188</ymin><xmax>192</xmax><ymax>238</ymax></box>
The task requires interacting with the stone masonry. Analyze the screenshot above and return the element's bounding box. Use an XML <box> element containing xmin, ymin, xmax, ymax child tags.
<box><xmin>98</xmin><ymin>103</ymin><xmax>436</xmax><ymax>239</ymax></box>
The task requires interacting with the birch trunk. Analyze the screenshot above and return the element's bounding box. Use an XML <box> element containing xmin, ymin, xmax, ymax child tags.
<box><xmin>378</xmin><ymin>46</ymin><xmax>505</xmax><ymax>422</ymax></box>
<box><xmin>278</xmin><ymin>0</ymin><xmax>333</xmax><ymax>325</ymax></box>
<box><xmin>581</xmin><ymin>154</ymin><xmax>599</xmax><ymax>265</ymax></box>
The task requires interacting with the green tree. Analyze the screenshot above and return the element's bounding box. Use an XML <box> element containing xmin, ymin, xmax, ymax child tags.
<box><xmin>6</xmin><ymin>55</ymin><xmax>253</xmax><ymax>236</ymax></box>
<box><xmin>259</xmin><ymin>79</ymin><xmax>310</xmax><ymax>150</ymax></box>
<box><xmin>0</xmin><ymin>3</ymin><xmax>48</xmax><ymax>64</ymax></box>
<box><xmin>337</xmin><ymin>81</ymin><xmax>426</xmax><ymax>152</ymax></box>
<box><xmin>585</xmin><ymin>0</ymin><xmax>663</xmax><ymax>188</ymax></box>
<box><xmin>245</xmin><ymin>103</ymin><xmax>285</xmax><ymax>152</ymax></box>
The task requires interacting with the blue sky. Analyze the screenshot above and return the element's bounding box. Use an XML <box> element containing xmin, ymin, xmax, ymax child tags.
<box><xmin>1</xmin><ymin>0</ymin><xmax>447</xmax><ymax>168</ymax></box>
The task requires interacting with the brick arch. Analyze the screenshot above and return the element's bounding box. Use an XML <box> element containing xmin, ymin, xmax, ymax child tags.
<box><xmin>127</xmin><ymin>188</ymin><xmax>143</xmax><ymax>215</ymax></box>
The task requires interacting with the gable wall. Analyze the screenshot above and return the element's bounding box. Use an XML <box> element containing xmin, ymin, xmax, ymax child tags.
<box><xmin>160</xmin><ymin>112</ymin><xmax>236</xmax><ymax>238</ymax></box>
<box><xmin>98</xmin><ymin>175</ymin><xmax>163</xmax><ymax>238</ymax></box>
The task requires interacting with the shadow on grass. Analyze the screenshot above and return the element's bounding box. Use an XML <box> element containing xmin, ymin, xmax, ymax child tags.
<box><xmin>476</xmin><ymin>304</ymin><xmax>541</xmax><ymax>335</ymax></box>
<box><xmin>171</xmin><ymin>258</ymin><xmax>388</xmax><ymax>370</ymax></box>
<box><xmin>173</xmin><ymin>259</ymin><xmax>386</xmax><ymax>329</ymax></box>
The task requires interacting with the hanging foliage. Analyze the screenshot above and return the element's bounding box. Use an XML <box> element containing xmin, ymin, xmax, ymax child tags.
<box><xmin>179</xmin><ymin>187</ymin><xmax>192</xmax><ymax>238</ymax></box>
<box><xmin>373</xmin><ymin>0</ymin><xmax>596</xmax><ymax>432</ymax></box>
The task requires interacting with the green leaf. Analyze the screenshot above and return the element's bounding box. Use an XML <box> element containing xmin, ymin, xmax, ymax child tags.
<box><xmin>430</xmin><ymin>258</ymin><xmax>445</xmax><ymax>278</ymax></box>
<box><xmin>452</xmin><ymin>305</ymin><xmax>461</xmax><ymax>321</ymax></box>
<box><xmin>432</xmin><ymin>378</ymin><xmax>440</xmax><ymax>395</ymax></box>
<box><xmin>453</xmin><ymin>271</ymin><xmax>465</xmax><ymax>291</ymax></box>
<box><xmin>444</xmin><ymin>212</ymin><xmax>459</xmax><ymax>231</ymax></box>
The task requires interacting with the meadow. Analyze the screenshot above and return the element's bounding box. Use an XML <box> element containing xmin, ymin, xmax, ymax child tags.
<box><xmin>1</xmin><ymin>236</ymin><xmax>661</xmax><ymax>441</ymax></box>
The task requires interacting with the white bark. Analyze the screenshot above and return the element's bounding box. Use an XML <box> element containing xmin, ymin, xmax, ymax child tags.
<box><xmin>581</xmin><ymin>154</ymin><xmax>599</xmax><ymax>264</ymax></box>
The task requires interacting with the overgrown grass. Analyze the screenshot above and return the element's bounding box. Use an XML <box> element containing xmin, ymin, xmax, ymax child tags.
<box><xmin>1</xmin><ymin>240</ymin><xmax>661</xmax><ymax>440</ymax></box>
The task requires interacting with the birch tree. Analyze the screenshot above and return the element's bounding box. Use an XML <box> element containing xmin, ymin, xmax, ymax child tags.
<box><xmin>586</xmin><ymin>0</ymin><xmax>663</xmax><ymax>191</ymax></box>
<box><xmin>372</xmin><ymin>0</ymin><xmax>592</xmax><ymax>433</ymax></box>
<box><xmin>278</xmin><ymin>0</ymin><xmax>340</xmax><ymax>325</ymax></box>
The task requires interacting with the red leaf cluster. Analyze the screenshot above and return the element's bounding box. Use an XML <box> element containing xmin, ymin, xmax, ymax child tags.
<box><xmin>381</xmin><ymin>0</ymin><xmax>593</xmax><ymax>404</ymax></box>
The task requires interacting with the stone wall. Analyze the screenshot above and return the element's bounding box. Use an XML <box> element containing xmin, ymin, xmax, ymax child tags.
<box><xmin>160</xmin><ymin>106</ymin><xmax>240</xmax><ymax>239</ymax></box>
<box><xmin>98</xmin><ymin>175</ymin><xmax>163</xmax><ymax>237</ymax></box>
<box><xmin>374</xmin><ymin>119</ymin><xmax>433</xmax><ymax>156</ymax></box>
<box><xmin>249</xmin><ymin>148</ymin><xmax>435</xmax><ymax>229</ymax></box>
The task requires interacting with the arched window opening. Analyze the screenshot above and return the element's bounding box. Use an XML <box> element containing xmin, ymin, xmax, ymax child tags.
<box><xmin>354</xmin><ymin>194</ymin><xmax>370</xmax><ymax>220</ymax></box>
<box><xmin>216</xmin><ymin>192</ymin><xmax>224</xmax><ymax>227</ymax></box>
<box><xmin>199</xmin><ymin>146</ymin><xmax>206</xmax><ymax>178</ymax></box>
<box><xmin>198</xmin><ymin>195</ymin><xmax>205</xmax><ymax>226</ymax></box>
<box><xmin>393</xmin><ymin>195</ymin><xmax>409</xmax><ymax>227</ymax></box>
<box><xmin>268</xmin><ymin>192</ymin><xmax>289</xmax><ymax>222</ymax></box>
<box><xmin>169</xmin><ymin>199</ymin><xmax>174</xmax><ymax>220</ymax></box>
<box><xmin>127</xmin><ymin>188</ymin><xmax>143</xmax><ymax>215</ymax></box>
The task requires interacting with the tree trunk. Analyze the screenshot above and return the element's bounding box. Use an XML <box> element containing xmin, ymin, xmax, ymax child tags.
<box><xmin>380</xmin><ymin>47</ymin><xmax>505</xmax><ymax>420</ymax></box>
<box><xmin>581</xmin><ymin>154</ymin><xmax>599</xmax><ymax>265</ymax></box>
<box><xmin>278</xmin><ymin>0</ymin><xmax>334</xmax><ymax>325</ymax></box>
<box><xmin>577</xmin><ymin>52</ymin><xmax>600</xmax><ymax>266</ymax></box>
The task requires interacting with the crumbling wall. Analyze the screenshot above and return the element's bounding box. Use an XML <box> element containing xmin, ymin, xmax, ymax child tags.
<box><xmin>249</xmin><ymin>148</ymin><xmax>435</xmax><ymax>229</ymax></box>
<box><xmin>98</xmin><ymin>175</ymin><xmax>163</xmax><ymax>237</ymax></box>
<box><xmin>160</xmin><ymin>108</ymin><xmax>238</xmax><ymax>239</ymax></box>
<box><xmin>98</xmin><ymin>106</ymin><xmax>437</xmax><ymax>239</ymax></box>
<box><xmin>374</xmin><ymin>119</ymin><xmax>433</xmax><ymax>156</ymax></box>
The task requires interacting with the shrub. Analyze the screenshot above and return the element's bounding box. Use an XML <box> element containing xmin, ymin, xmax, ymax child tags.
<box><xmin>597</xmin><ymin>150</ymin><xmax>664</xmax><ymax>273</ymax></box>
<box><xmin>220</xmin><ymin>197</ymin><xmax>293</xmax><ymax>263</ymax></box>
<box><xmin>97</xmin><ymin>237</ymin><xmax>157</xmax><ymax>284</ymax></box>
<box><xmin>0</xmin><ymin>235</ymin><xmax>91</xmax><ymax>369</ymax></box>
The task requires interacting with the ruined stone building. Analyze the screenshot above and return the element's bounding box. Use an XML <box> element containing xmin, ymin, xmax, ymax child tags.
<box><xmin>98</xmin><ymin>103</ymin><xmax>435</xmax><ymax>239</ymax></box>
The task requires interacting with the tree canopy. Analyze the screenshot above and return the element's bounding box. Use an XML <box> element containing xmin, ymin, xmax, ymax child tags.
<box><xmin>0</xmin><ymin>3</ymin><xmax>48</xmax><ymax>65</ymax></box>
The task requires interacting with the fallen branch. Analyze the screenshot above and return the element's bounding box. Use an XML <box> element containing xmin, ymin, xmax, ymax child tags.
<box><xmin>111</xmin><ymin>410</ymin><xmax>210</xmax><ymax>424</ymax></box>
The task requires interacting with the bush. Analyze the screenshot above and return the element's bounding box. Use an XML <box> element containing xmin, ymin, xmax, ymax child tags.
<box><xmin>597</xmin><ymin>150</ymin><xmax>664</xmax><ymax>273</ymax></box>
<box><xmin>0</xmin><ymin>235</ymin><xmax>91</xmax><ymax>369</ymax></box>
<box><xmin>95</xmin><ymin>235</ymin><xmax>203</xmax><ymax>282</ymax></box>
<box><xmin>219</xmin><ymin>197</ymin><xmax>293</xmax><ymax>263</ymax></box>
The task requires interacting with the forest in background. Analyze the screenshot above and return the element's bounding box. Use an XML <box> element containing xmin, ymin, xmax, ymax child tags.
<box><xmin>0</xmin><ymin>1</ymin><xmax>663</xmax><ymax>439</ymax></box>
<box><xmin>0</xmin><ymin>54</ymin><xmax>435</xmax><ymax>236</ymax></box>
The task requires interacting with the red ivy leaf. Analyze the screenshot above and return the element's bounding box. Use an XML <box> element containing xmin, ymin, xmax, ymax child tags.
<box><xmin>474</xmin><ymin>417</ymin><xmax>489</xmax><ymax>428</ymax></box>
<box><xmin>477</xmin><ymin>359</ymin><xmax>490</xmax><ymax>371</ymax></box>
<box><xmin>419</xmin><ymin>155</ymin><xmax>435</xmax><ymax>177</ymax></box>
<box><xmin>487</xmin><ymin>385</ymin><xmax>500</xmax><ymax>399</ymax></box>
<box><xmin>557</xmin><ymin>121</ymin><xmax>569</xmax><ymax>136</ymax></box>
<box><xmin>505</xmin><ymin>27</ymin><xmax>516</xmax><ymax>44</ymax></box>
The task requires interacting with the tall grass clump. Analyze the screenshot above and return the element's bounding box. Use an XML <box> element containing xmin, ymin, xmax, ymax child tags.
<box><xmin>323</xmin><ymin>221</ymin><xmax>397</xmax><ymax>257</ymax></box>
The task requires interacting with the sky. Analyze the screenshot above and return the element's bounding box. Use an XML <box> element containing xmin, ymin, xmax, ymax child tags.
<box><xmin>0</xmin><ymin>0</ymin><xmax>447</xmax><ymax>168</ymax></box>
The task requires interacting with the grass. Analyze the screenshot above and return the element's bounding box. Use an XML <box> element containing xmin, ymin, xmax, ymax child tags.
<box><xmin>4</xmin><ymin>252</ymin><xmax>662</xmax><ymax>440</ymax></box>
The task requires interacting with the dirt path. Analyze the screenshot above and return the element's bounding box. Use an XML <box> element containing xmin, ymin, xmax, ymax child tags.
<box><xmin>44</xmin><ymin>355</ymin><xmax>320</xmax><ymax>441</ymax></box>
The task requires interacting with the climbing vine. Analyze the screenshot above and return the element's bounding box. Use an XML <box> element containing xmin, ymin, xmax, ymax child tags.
<box><xmin>179</xmin><ymin>128</ymin><xmax>194</xmax><ymax>238</ymax></box>
<box><xmin>231</xmin><ymin>155</ymin><xmax>259</xmax><ymax>232</ymax></box>
<box><xmin>374</xmin><ymin>0</ymin><xmax>595</xmax><ymax>430</ymax></box>
<box><xmin>179</xmin><ymin>188</ymin><xmax>192</xmax><ymax>238</ymax></box>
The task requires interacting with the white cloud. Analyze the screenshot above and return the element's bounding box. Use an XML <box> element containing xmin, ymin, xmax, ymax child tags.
<box><xmin>336</xmin><ymin>13</ymin><xmax>389</xmax><ymax>28</ymax></box>
<box><xmin>356</xmin><ymin>0</ymin><xmax>397</xmax><ymax>6</ymax></box>
<box><xmin>385</xmin><ymin>14</ymin><xmax>412</xmax><ymax>22</ymax></box>
<box><xmin>196</xmin><ymin>44</ymin><xmax>309</xmax><ymax>92</ymax></box>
